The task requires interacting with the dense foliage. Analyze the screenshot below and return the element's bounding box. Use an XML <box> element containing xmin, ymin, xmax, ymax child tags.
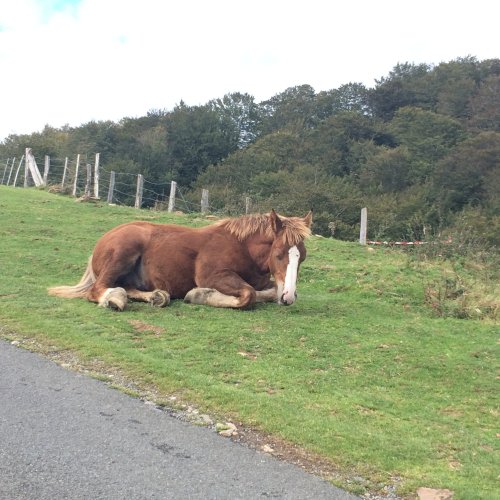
<box><xmin>2</xmin><ymin>56</ymin><xmax>499</xmax><ymax>244</ymax></box>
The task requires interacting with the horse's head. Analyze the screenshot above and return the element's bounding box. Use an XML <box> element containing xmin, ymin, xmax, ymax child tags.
<box><xmin>268</xmin><ymin>210</ymin><xmax>312</xmax><ymax>306</ymax></box>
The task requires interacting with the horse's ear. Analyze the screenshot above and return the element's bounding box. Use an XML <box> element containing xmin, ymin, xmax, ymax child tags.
<box><xmin>303</xmin><ymin>210</ymin><xmax>313</xmax><ymax>228</ymax></box>
<box><xmin>269</xmin><ymin>209</ymin><xmax>283</xmax><ymax>234</ymax></box>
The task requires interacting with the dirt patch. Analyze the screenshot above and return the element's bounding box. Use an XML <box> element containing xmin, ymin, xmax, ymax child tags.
<box><xmin>128</xmin><ymin>319</ymin><xmax>166</xmax><ymax>336</ymax></box>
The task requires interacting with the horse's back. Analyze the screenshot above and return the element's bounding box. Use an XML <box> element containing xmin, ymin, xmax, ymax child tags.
<box><xmin>96</xmin><ymin>221</ymin><xmax>198</xmax><ymax>247</ymax></box>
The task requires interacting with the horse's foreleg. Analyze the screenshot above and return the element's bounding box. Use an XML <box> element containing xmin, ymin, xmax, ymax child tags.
<box><xmin>255</xmin><ymin>288</ymin><xmax>277</xmax><ymax>303</ymax></box>
<box><xmin>184</xmin><ymin>283</ymin><xmax>276</xmax><ymax>308</ymax></box>
<box><xmin>186</xmin><ymin>270</ymin><xmax>259</xmax><ymax>309</ymax></box>
<box><xmin>125</xmin><ymin>288</ymin><xmax>170</xmax><ymax>307</ymax></box>
<box><xmin>184</xmin><ymin>288</ymin><xmax>242</xmax><ymax>308</ymax></box>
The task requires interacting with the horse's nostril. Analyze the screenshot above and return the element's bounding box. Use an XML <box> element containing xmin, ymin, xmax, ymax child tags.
<box><xmin>281</xmin><ymin>294</ymin><xmax>291</xmax><ymax>306</ymax></box>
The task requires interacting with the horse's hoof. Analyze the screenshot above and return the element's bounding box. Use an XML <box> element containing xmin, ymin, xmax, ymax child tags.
<box><xmin>100</xmin><ymin>287</ymin><xmax>127</xmax><ymax>311</ymax></box>
<box><xmin>150</xmin><ymin>289</ymin><xmax>170</xmax><ymax>307</ymax></box>
<box><xmin>184</xmin><ymin>288</ymin><xmax>214</xmax><ymax>305</ymax></box>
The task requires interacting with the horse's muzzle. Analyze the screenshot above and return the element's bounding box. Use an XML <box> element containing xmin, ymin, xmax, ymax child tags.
<box><xmin>279</xmin><ymin>291</ymin><xmax>297</xmax><ymax>306</ymax></box>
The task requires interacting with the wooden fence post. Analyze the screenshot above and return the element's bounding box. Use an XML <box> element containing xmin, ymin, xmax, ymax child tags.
<box><xmin>107</xmin><ymin>171</ymin><xmax>115</xmax><ymax>203</ymax></box>
<box><xmin>72</xmin><ymin>154</ymin><xmax>80</xmax><ymax>196</ymax></box>
<box><xmin>61</xmin><ymin>157</ymin><xmax>68</xmax><ymax>189</ymax></box>
<box><xmin>13</xmin><ymin>156</ymin><xmax>24</xmax><ymax>187</ymax></box>
<box><xmin>245</xmin><ymin>197</ymin><xmax>251</xmax><ymax>214</ymax></box>
<box><xmin>167</xmin><ymin>181</ymin><xmax>177</xmax><ymax>212</ymax></box>
<box><xmin>6</xmin><ymin>158</ymin><xmax>15</xmax><ymax>185</ymax></box>
<box><xmin>135</xmin><ymin>174</ymin><xmax>144</xmax><ymax>209</ymax></box>
<box><xmin>1</xmin><ymin>159</ymin><xmax>9</xmax><ymax>184</ymax></box>
<box><xmin>43</xmin><ymin>155</ymin><xmax>50</xmax><ymax>186</ymax></box>
<box><xmin>359</xmin><ymin>207</ymin><xmax>367</xmax><ymax>245</ymax></box>
<box><xmin>25</xmin><ymin>148</ymin><xmax>43</xmax><ymax>186</ymax></box>
<box><xmin>94</xmin><ymin>152</ymin><xmax>100</xmax><ymax>199</ymax></box>
<box><xmin>84</xmin><ymin>164</ymin><xmax>92</xmax><ymax>197</ymax></box>
<box><xmin>201</xmin><ymin>188</ymin><xmax>209</xmax><ymax>213</ymax></box>
<box><xmin>23</xmin><ymin>154</ymin><xmax>28</xmax><ymax>187</ymax></box>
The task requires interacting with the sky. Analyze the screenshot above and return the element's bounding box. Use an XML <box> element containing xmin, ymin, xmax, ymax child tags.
<box><xmin>0</xmin><ymin>0</ymin><xmax>498</xmax><ymax>141</ymax></box>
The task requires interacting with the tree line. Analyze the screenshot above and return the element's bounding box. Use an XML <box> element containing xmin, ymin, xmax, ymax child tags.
<box><xmin>1</xmin><ymin>56</ymin><xmax>499</xmax><ymax>245</ymax></box>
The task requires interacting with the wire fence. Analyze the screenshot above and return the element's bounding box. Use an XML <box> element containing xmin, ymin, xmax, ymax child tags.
<box><xmin>0</xmin><ymin>152</ymin><xmax>225</xmax><ymax>215</ymax></box>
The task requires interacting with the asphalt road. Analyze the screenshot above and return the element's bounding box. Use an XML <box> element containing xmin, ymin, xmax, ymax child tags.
<box><xmin>0</xmin><ymin>339</ymin><xmax>357</xmax><ymax>499</ymax></box>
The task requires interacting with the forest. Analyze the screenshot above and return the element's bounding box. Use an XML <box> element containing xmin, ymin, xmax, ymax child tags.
<box><xmin>1</xmin><ymin>56</ymin><xmax>499</xmax><ymax>245</ymax></box>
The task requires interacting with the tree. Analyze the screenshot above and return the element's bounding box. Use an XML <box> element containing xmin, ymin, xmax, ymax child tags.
<box><xmin>432</xmin><ymin>131</ymin><xmax>500</xmax><ymax>213</ymax></box>
<box><xmin>165</xmin><ymin>102</ymin><xmax>239</xmax><ymax>185</ymax></box>
<box><xmin>477</xmin><ymin>58</ymin><xmax>500</xmax><ymax>79</ymax></box>
<box><xmin>67</xmin><ymin>120</ymin><xmax>118</xmax><ymax>164</ymax></box>
<box><xmin>208</xmin><ymin>92</ymin><xmax>262</xmax><ymax>148</ymax></box>
<box><xmin>368</xmin><ymin>62</ymin><xmax>432</xmax><ymax>120</ymax></box>
<box><xmin>359</xmin><ymin>146</ymin><xmax>413</xmax><ymax>193</ymax></box>
<box><xmin>1</xmin><ymin>125</ymin><xmax>71</xmax><ymax>161</ymax></box>
<box><xmin>468</xmin><ymin>75</ymin><xmax>500</xmax><ymax>131</ymax></box>
<box><xmin>260</xmin><ymin>84</ymin><xmax>317</xmax><ymax>133</ymax></box>
<box><xmin>258</xmin><ymin>165</ymin><xmax>364</xmax><ymax>238</ymax></box>
<box><xmin>307</xmin><ymin>111</ymin><xmax>379</xmax><ymax>176</ymax></box>
<box><xmin>315</xmin><ymin>83</ymin><xmax>370</xmax><ymax>120</ymax></box>
<box><xmin>431</xmin><ymin>57</ymin><xmax>481</xmax><ymax>119</ymax></box>
<box><xmin>388</xmin><ymin>107</ymin><xmax>466</xmax><ymax>181</ymax></box>
<box><xmin>195</xmin><ymin>129</ymin><xmax>304</xmax><ymax>197</ymax></box>
<box><xmin>363</xmin><ymin>185</ymin><xmax>432</xmax><ymax>241</ymax></box>
<box><xmin>112</xmin><ymin>115</ymin><xmax>169</xmax><ymax>182</ymax></box>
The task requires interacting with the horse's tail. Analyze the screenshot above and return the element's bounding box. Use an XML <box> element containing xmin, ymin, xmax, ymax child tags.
<box><xmin>48</xmin><ymin>255</ymin><xmax>96</xmax><ymax>298</ymax></box>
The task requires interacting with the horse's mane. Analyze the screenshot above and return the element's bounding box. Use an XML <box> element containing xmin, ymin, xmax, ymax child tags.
<box><xmin>216</xmin><ymin>213</ymin><xmax>311</xmax><ymax>246</ymax></box>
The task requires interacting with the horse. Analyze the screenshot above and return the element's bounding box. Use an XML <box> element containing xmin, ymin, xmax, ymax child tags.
<box><xmin>48</xmin><ymin>210</ymin><xmax>312</xmax><ymax>310</ymax></box>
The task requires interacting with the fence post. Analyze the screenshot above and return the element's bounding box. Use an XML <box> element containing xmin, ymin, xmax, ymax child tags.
<box><xmin>1</xmin><ymin>158</ymin><xmax>9</xmax><ymax>184</ymax></box>
<box><xmin>167</xmin><ymin>181</ymin><xmax>177</xmax><ymax>212</ymax></box>
<box><xmin>7</xmin><ymin>157</ymin><xmax>15</xmax><ymax>186</ymax></box>
<box><xmin>61</xmin><ymin>157</ymin><xmax>68</xmax><ymax>189</ymax></box>
<box><xmin>107</xmin><ymin>171</ymin><xmax>115</xmax><ymax>203</ymax></box>
<box><xmin>13</xmin><ymin>156</ymin><xmax>24</xmax><ymax>187</ymax></box>
<box><xmin>43</xmin><ymin>155</ymin><xmax>50</xmax><ymax>186</ymax></box>
<box><xmin>359</xmin><ymin>207</ymin><xmax>367</xmax><ymax>245</ymax></box>
<box><xmin>245</xmin><ymin>196</ymin><xmax>251</xmax><ymax>214</ymax></box>
<box><xmin>135</xmin><ymin>174</ymin><xmax>144</xmax><ymax>209</ymax></box>
<box><xmin>201</xmin><ymin>188</ymin><xmax>209</xmax><ymax>213</ymax></box>
<box><xmin>23</xmin><ymin>153</ymin><xmax>28</xmax><ymax>187</ymax></box>
<box><xmin>72</xmin><ymin>154</ymin><xmax>81</xmax><ymax>196</ymax></box>
<box><xmin>25</xmin><ymin>148</ymin><xmax>43</xmax><ymax>186</ymax></box>
<box><xmin>84</xmin><ymin>164</ymin><xmax>92</xmax><ymax>197</ymax></box>
<box><xmin>94</xmin><ymin>152</ymin><xmax>100</xmax><ymax>199</ymax></box>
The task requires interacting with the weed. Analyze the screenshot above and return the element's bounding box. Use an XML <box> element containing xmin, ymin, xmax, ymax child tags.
<box><xmin>409</xmin><ymin>225</ymin><xmax>499</xmax><ymax>320</ymax></box>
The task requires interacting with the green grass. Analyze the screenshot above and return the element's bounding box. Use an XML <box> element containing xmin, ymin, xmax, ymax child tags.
<box><xmin>0</xmin><ymin>186</ymin><xmax>498</xmax><ymax>498</ymax></box>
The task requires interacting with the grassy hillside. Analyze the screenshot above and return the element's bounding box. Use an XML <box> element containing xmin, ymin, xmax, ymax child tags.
<box><xmin>0</xmin><ymin>186</ymin><xmax>498</xmax><ymax>498</ymax></box>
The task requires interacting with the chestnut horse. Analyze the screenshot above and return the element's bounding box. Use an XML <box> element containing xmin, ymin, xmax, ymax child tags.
<box><xmin>48</xmin><ymin>210</ymin><xmax>312</xmax><ymax>310</ymax></box>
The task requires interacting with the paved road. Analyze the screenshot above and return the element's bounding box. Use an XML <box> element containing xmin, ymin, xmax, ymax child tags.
<box><xmin>0</xmin><ymin>340</ymin><xmax>357</xmax><ymax>499</ymax></box>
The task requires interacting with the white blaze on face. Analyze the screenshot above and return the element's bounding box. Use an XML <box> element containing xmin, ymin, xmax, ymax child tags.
<box><xmin>279</xmin><ymin>245</ymin><xmax>300</xmax><ymax>305</ymax></box>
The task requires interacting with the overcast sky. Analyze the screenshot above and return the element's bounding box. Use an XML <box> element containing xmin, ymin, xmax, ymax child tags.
<box><xmin>0</xmin><ymin>0</ymin><xmax>498</xmax><ymax>141</ymax></box>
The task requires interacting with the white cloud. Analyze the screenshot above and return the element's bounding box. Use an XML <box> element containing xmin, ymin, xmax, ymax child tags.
<box><xmin>0</xmin><ymin>0</ymin><xmax>498</xmax><ymax>140</ymax></box>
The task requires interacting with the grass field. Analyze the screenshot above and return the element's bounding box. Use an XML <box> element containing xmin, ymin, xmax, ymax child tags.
<box><xmin>0</xmin><ymin>186</ymin><xmax>498</xmax><ymax>499</ymax></box>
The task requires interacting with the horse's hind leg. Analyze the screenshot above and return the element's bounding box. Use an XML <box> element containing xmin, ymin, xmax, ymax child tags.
<box><xmin>86</xmin><ymin>250</ymin><xmax>139</xmax><ymax>311</ymax></box>
<box><xmin>125</xmin><ymin>288</ymin><xmax>170</xmax><ymax>307</ymax></box>
<box><xmin>97</xmin><ymin>287</ymin><xmax>128</xmax><ymax>311</ymax></box>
